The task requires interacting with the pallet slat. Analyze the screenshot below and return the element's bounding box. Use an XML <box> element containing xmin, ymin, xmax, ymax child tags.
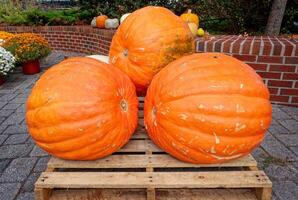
<box><xmin>36</xmin><ymin>171</ymin><xmax>271</xmax><ymax>189</ymax></box>
<box><xmin>47</xmin><ymin>154</ymin><xmax>257</xmax><ymax>169</ymax></box>
<box><xmin>119</xmin><ymin>140</ymin><xmax>163</xmax><ymax>152</ymax></box>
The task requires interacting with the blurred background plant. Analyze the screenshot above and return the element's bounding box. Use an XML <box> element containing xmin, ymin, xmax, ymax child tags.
<box><xmin>0</xmin><ymin>0</ymin><xmax>297</xmax><ymax>35</ymax></box>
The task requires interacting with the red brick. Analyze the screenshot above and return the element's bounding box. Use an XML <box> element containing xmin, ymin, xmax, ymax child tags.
<box><xmin>257</xmin><ymin>72</ymin><xmax>281</xmax><ymax>79</ymax></box>
<box><xmin>292</xmin><ymin>97</ymin><xmax>298</xmax><ymax>103</ymax></box>
<box><xmin>262</xmin><ymin>43</ymin><xmax>272</xmax><ymax>55</ymax></box>
<box><xmin>248</xmin><ymin>63</ymin><xmax>267</xmax><ymax>71</ymax></box>
<box><xmin>257</xmin><ymin>56</ymin><xmax>283</xmax><ymax>63</ymax></box>
<box><xmin>233</xmin><ymin>54</ymin><xmax>256</xmax><ymax>62</ymax></box>
<box><xmin>268</xmin><ymin>87</ymin><xmax>279</xmax><ymax>95</ymax></box>
<box><xmin>295</xmin><ymin>82</ymin><xmax>298</xmax><ymax>88</ymax></box>
<box><xmin>280</xmin><ymin>88</ymin><xmax>298</xmax><ymax>96</ymax></box>
<box><xmin>285</xmin><ymin>57</ymin><xmax>298</xmax><ymax>64</ymax></box>
<box><xmin>269</xmin><ymin>65</ymin><xmax>296</xmax><ymax>72</ymax></box>
<box><xmin>283</xmin><ymin>73</ymin><xmax>298</xmax><ymax>80</ymax></box>
<box><xmin>270</xmin><ymin>95</ymin><xmax>289</xmax><ymax>102</ymax></box>
<box><xmin>268</xmin><ymin>80</ymin><xmax>293</xmax><ymax>87</ymax></box>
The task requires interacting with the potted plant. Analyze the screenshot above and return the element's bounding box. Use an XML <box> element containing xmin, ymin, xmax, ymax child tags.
<box><xmin>3</xmin><ymin>33</ymin><xmax>51</xmax><ymax>75</ymax></box>
<box><xmin>0</xmin><ymin>47</ymin><xmax>16</xmax><ymax>86</ymax></box>
<box><xmin>0</xmin><ymin>31</ymin><xmax>14</xmax><ymax>46</ymax></box>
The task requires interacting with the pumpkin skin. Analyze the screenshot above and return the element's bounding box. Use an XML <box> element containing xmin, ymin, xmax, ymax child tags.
<box><xmin>109</xmin><ymin>6</ymin><xmax>195</xmax><ymax>93</ymax></box>
<box><xmin>96</xmin><ymin>15</ymin><xmax>108</xmax><ymax>28</ymax></box>
<box><xmin>187</xmin><ymin>23</ymin><xmax>198</xmax><ymax>37</ymax></box>
<box><xmin>180</xmin><ymin>9</ymin><xmax>199</xmax><ymax>26</ymax></box>
<box><xmin>120</xmin><ymin>13</ymin><xmax>131</xmax><ymax>24</ymax></box>
<box><xmin>26</xmin><ymin>57</ymin><xmax>138</xmax><ymax>160</ymax></box>
<box><xmin>144</xmin><ymin>53</ymin><xmax>272</xmax><ymax>164</ymax></box>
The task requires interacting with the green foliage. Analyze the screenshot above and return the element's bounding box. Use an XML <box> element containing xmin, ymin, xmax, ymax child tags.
<box><xmin>0</xmin><ymin>0</ymin><xmax>296</xmax><ymax>34</ymax></box>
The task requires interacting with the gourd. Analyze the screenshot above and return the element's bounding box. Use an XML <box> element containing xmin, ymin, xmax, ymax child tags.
<box><xmin>26</xmin><ymin>57</ymin><xmax>138</xmax><ymax>160</ymax></box>
<box><xmin>180</xmin><ymin>9</ymin><xmax>199</xmax><ymax>26</ymax></box>
<box><xmin>105</xmin><ymin>18</ymin><xmax>119</xmax><ymax>29</ymax></box>
<box><xmin>109</xmin><ymin>6</ymin><xmax>195</xmax><ymax>93</ymax></box>
<box><xmin>187</xmin><ymin>23</ymin><xmax>198</xmax><ymax>37</ymax></box>
<box><xmin>86</xmin><ymin>55</ymin><xmax>109</xmax><ymax>63</ymax></box>
<box><xmin>144</xmin><ymin>53</ymin><xmax>272</xmax><ymax>164</ymax></box>
<box><xmin>91</xmin><ymin>17</ymin><xmax>97</xmax><ymax>27</ymax></box>
<box><xmin>120</xmin><ymin>13</ymin><xmax>131</xmax><ymax>24</ymax></box>
<box><xmin>96</xmin><ymin>15</ymin><xmax>108</xmax><ymax>28</ymax></box>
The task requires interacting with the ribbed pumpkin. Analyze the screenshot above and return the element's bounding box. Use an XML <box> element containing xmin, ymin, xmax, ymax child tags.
<box><xmin>180</xmin><ymin>9</ymin><xmax>199</xmax><ymax>26</ymax></box>
<box><xmin>109</xmin><ymin>6</ymin><xmax>195</xmax><ymax>93</ymax></box>
<box><xmin>26</xmin><ymin>57</ymin><xmax>138</xmax><ymax>160</ymax></box>
<box><xmin>144</xmin><ymin>53</ymin><xmax>272</xmax><ymax>164</ymax></box>
<box><xmin>96</xmin><ymin>15</ymin><xmax>108</xmax><ymax>28</ymax></box>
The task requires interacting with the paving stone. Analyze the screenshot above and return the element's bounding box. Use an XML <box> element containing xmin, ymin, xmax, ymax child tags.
<box><xmin>274</xmin><ymin>134</ymin><xmax>298</xmax><ymax>147</ymax></box>
<box><xmin>273</xmin><ymin>181</ymin><xmax>298</xmax><ymax>200</ymax></box>
<box><xmin>4</xmin><ymin>134</ymin><xmax>29</xmax><ymax>145</ymax></box>
<box><xmin>1</xmin><ymin>103</ymin><xmax>21</xmax><ymax>110</ymax></box>
<box><xmin>0</xmin><ymin>160</ymin><xmax>10</xmax><ymax>173</ymax></box>
<box><xmin>268</xmin><ymin>124</ymin><xmax>289</xmax><ymax>135</ymax></box>
<box><xmin>0</xmin><ymin>143</ymin><xmax>34</xmax><ymax>159</ymax></box>
<box><xmin>0</xmin><ymin>102</ymin><xmax>7</xmax><ymax>109</ymax></box>
<box><xmin>0</xmin><ymin>135</ymin><xmax>8</xmax><ymax>145</ymax></box>
<box><xmin>0</xmin><ymin>109</ymin><xmax>15</xmax><ymax>118</ymax></box>
<box><xmin>16</xmin><ymin>192</ymin><xmax>34</xmax><ymax>200</ymax></box>
<box><xmin>0</xmin><ymin>125</ymin><xmax>8</xmax><ymax>134</ymax></box>
<box><xmin>280</xmin><ymin>106</ymin><xmax>298</xmax><ymax>117</ymax></box>
<box><xmin>272</xmin><ymin>105</ymin><xmax>292</xmax><ymax>120</ymax></box>
<box><xmin>264</xmin><ymin>164</ymin><xmax>298</xmax><ymax>181</ymax></box>
<box><xmin>16</xmin><ymin>104</ymin><xmax>26</xmax><ymax>113</ymax></box>
<box><xmin>0</xmin><ymin>157</ymin><xmax>37</xmax><ymax>182</ymax></box>
<box><xmin>1</xmin><ymin>113</ymin><xmax>25</xmax><ymax>125</ymax></box>
<box><xmin>261</xmin><ymin>133</ymin><xmax>298</xmax><ymax>161</ymax></box>
<box><xmin>30</xmin><ymin>145</ymin><xmax>49</xmax><ymax>157</ymax></box>
<box><xmin>290</xmin><ymin>146</ymin><xmax>298</xmax><ymax>156</ymax></box>
<box><xmin>3</xmin><ymin>125</ymin><xmax>28</xmax><ymax>134</ymax></box>
<box><xmin>251</xmin><ymin>147</ymin><xmax>269</xmax><ymax>168</ymax></box>
<box><xmin>34</xmin><ymin>157</ymin><xmax>50</xmax><ymax>172</ymax></box>
<box><xmin>0</xmin><ymin>93</ymin><xmax>18</xmax><ymax>102</ymax></box>
<box><xmin>0</xmin><ymin>183</ymin><xmax>22</xmax><ymax>200</ymax></box>
<box><xmin>279</xmin><ymin>119</ymin><xmax>298</xmax><ymax>133</ymax></box>
<box><xmin>21</xmin><ymin>172</ymin><xmax>40</xmax><ymax>193</ymax></box>
<box><xmin>9</xmin><ymin>97</ymin><xmax>28</xmax><ymax>104</ymax></box>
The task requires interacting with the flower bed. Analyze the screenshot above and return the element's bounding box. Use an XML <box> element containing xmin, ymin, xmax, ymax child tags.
<box><xmin>0</xmin><ymin>25</ymin><xmax>297</xmax><ymax>106</ymax></box>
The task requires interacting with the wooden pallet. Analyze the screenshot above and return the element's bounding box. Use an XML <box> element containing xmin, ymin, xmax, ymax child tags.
<box><xmin>35</xmin><ymin>98</ymin><xmax>272</xmax><ymax>200</ymax></box>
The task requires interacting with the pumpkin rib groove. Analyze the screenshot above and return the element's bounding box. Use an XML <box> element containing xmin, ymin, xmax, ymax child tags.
<box><xmin>152</xmin><ymin>118</ymin><xmax>262</xmax><ymax>163</ymax></box>
<box><xmin>155</xmin><ymin>113</ymin><xmax>269</xmax><ymax>138</ymax></box>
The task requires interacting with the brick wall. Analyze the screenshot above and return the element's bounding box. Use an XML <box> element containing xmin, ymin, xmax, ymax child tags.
<box><xmin>1</xmin><ymin>26</ymin><xmax>297</xmax><ymax>106</ymax></box>
<box><xmin>196</xmin><ymin>35</ymin><xmax>298</xmax><ymax>106</ymax></box>
<box><xmin>0</xmin><ymin>26</ymin><xmax>115</xmax><ymax>55</ymax></box>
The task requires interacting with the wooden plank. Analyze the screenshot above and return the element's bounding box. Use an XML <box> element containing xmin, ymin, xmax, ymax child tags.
<box><xmin>256</xmin><ymin>187</ymin><xmax>272</xmax><ymax>200</ymax></box>
<box><xmin>35</xmin><ymin>188</ymin><xmax>52</xmax><ymax>200</ymax></box>
<box><xmin>47</xmin><ymin>154</ymin><xmax>257</xmax><ymax>169</ymax></box>
<box><xmin>131</xmin><ymin>129</ymin><xmax>148</xmax><ymax>139</ymax></box>
<box><xmin>119</xmin><ymin>140</ymin><xmax>163</xmax><ymax>153</ymax></box>
<box><xmin>50</xmin><ymin>188</ymin><xmax>257</xmax><ymax>200</ymax></box>
<box><xmin>36</xmin><ymin>171</ymin><xmax>271</xmax><ymax>189</ymax></box>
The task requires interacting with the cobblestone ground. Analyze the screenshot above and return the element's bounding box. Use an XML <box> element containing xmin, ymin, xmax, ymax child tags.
<box><xmin>0</xmin><ymin>51</ymin><xmax>297</xmax><ymax>200</ymax></box>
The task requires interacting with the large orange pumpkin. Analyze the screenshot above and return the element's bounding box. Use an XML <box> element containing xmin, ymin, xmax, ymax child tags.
<box><xmin>144</xmin><ymin>53</ymin><xmax>272</xmax><ymax>164</ymax></box>
<box><xmin>26</xmin><ymin>57</ymin><xmax>138</xmax><ymax>160</ymax></box>
<box><xmin>109</xmin><ymin>6</ymin><xmax>195</xmax><ymax>93</ymax></box>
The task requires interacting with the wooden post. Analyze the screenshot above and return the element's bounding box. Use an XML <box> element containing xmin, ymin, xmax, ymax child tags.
<box><xmin>35</xmin><ymin>188</ymin><xmax>52</xmax><ymax>200</ymax></box>
<box><xmin>146</xmin><ymin>146</ymin><xmax>155</xmax><ymax>200</ymax></box>
<box><xmin>256</xmin><ymin>187</ymin><xmax>272</xmax><ymax>200</ymax></box>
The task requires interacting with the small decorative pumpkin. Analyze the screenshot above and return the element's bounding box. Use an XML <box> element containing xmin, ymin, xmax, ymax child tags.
<box><xmin>180</xmin><ymin>9</ymin><xmax>199</xmax><ymax>26</ymax></box>
<box><xmin>96</xmin><ymin>15</ymin><xmax>108</xmax><ymax>28</ymax></box>
<box><xmin>144</xmin><ymin>53</ymin><xmax>272</xmax><ymax>164</ymax></box>
<box><xmin>120</xmin><ymin>13</ymin><xmax>131</xmax><ymax>24</ymax></box>
<box><xmin>87</xmin><ymin>55</ymin><xmax>109</xmax><ymax>64</ymax></box>
<box><xmin>105</xmin><ymin>18</ymin><xmax>119</xmax><ymax>29</ymax></box>
<box><xmin>91</xmin><ymin>17</ymin><xmax>97</xmax><ymax>27</ymax></box>
<box><xmin>26</xmin><ymin>57</ymin><xmax>138</xmax><ymax>160</ymax></box>
<box><xmin>187</xmin><ymin>23</ymin><xmax>198</xmax><ymax>37</ymax></box>
<box><xmin>109</xmin><ymin>6</ymin><xmax>195</xmax><ymax>93</ymax></box>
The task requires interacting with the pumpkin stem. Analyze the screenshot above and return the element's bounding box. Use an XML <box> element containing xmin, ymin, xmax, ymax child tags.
<box><xmin>120</xmin><ymin>99</ymin><xmax>128</xmax><ymax>112</ymax></box>
<box><xmin>123</xmin><ymin>49</ymin><xmax>129</xmax><ymax>57</ymax></box>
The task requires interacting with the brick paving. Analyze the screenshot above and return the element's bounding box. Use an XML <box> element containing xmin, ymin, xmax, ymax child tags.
<box><xmin>0</xmin><ymin>51</ymin><xmax>297</xmax><ymax>200</ymax></box>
